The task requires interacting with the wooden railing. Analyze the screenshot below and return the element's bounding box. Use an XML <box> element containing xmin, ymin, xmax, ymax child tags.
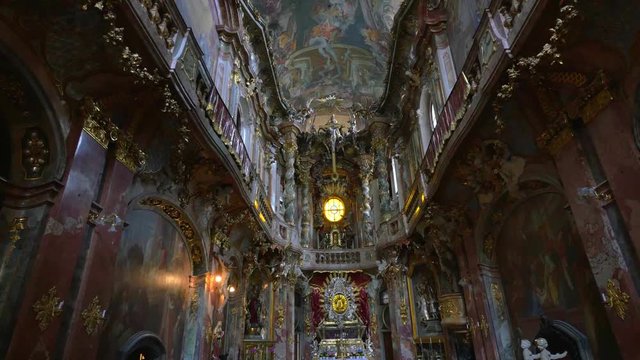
<box><xmin>423</xmin><ymin>73</ymin><xmax>470</xmax><ymax>175</ymax></box>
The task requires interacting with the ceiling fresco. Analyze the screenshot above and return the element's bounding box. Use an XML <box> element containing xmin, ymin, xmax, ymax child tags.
<box><xmin>249</xmin><ymin>0</ymin><xmax>404</xmax><ymax>114</ymax></box>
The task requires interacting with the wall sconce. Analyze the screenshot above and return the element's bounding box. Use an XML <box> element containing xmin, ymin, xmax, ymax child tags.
<box><xmin>228</xmin><ymin>285</ymin><xmax>236</xmax><ymax>293</ymax></box>
<box><xmin>95</xmin><ymin>213</ymin><xmax>124</xmax><ymax>232</ymax></box>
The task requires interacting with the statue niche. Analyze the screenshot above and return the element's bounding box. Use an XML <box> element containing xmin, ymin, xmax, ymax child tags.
<box><xmin>244</xmin><ymin>271</ymin><xmax>271</xmax><ymax>339</ymax></box>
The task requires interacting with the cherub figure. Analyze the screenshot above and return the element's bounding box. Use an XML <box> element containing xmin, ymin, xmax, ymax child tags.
<box><xmin>521</xmin><ymin>339</ymin><xmax>540</xmax><ymax>360</ymax></box>
<box><xmin>535</xmin><ymin>338</ymin><xmax>568</xmax><ymax>360</ymax></box>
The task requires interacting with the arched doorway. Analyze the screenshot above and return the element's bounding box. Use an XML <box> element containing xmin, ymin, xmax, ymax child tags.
<box><xmin>119</xmin><ymin>331</ymin><xmax>166</xmax><ymax>360</ymax></box>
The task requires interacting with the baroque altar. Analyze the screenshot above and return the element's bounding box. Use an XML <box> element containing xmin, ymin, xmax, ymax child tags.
<box><xmin>310</xmin><ymin>272</ymin><xmax>374</xmax><ymax>360</ymax></box>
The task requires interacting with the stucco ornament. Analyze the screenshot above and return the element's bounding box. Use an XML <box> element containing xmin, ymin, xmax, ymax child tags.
<box><xmin>521</xmin><ymin>339</ymin><xmax>538</xmax><ymax>360</ymax></box>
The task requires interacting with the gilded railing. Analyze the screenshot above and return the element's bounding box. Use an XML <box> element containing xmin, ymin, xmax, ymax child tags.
<box><xmin>243</xmin><ymin>340</ymin><xmax>275</xmax><ymax>360</ymax></box>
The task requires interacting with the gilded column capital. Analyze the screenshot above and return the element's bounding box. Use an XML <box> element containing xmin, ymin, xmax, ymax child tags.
<box><xmin>369</xmin><ymin>122</ymin><xmax>390</xmax><ymax>151</ymax></box>
<box><xmin>296</xmin><ymin>157</ymin><xmax>313</xmax><ymax>184</ymax></box>
<box><xmin>358</xmin><ymin>154</ymin><xmax>374</xmax><ymax>180</ymax></box>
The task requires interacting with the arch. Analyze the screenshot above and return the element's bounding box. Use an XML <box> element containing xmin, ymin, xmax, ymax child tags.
<box><xmin>118</xmin><ymin>331</ymin><xmax>166</xmax><ymax>360</ymax></box>
<box><xmin>133</xmin><ymin>196</ymin><xmax>208</xmax><ymax>275</ymax></box>
<box><xmin>473</xmin><ymin>172</ymin><xmax>565</xmax><ymax>266</ymax></box>
<box><xmin>0</xmin><ymin>20</ymin><xmax>68</xmax><ymax>186</ymax></box>
<box><xmin>485</xmin><ymin>187</ymin><xmax>620</xmax><ymax>358</ymax></box>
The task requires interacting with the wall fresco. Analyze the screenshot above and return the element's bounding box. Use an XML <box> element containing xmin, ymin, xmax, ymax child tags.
<box><xmin>249</xmin><ymin>0</ymin><xmax>403</xmax><ymax>112</ymax></box>
<box><xmin>99</xmin><ymin>210</ymin><xmax>191</xmax><ymax>359</ymax></box>
<box><xmin>445</xmin><ymin>0</ymin><xmax>485</xmax><ymax>73</ymax></box>
<box><xmin>496</xmin><ymin>193</ymin><xmax>619</xmax><ymax>359</ymax></box>
<box><xmin>175</xmin><ymin>0</ymin><xmax>220</xmax><ymax>74</ymax></box>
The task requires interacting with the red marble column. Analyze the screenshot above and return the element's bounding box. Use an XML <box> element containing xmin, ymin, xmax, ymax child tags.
<box><xmin>458</xmin><ymin>234</ymin><xmax>493</xmax><ymax>360</ymax></box>
<box><xmin>5</xmin><ymin>130</ymin><xmax>107</xmax><ymax>359</ymax></box>
<box><xmin>586</xmin><ymin>101</ymin><xmax>640</xmax><ymax>260</ymax></box>
<box><xmin>386</xmin><ymin>273</ymin><xmax>416</xmax><ymax>360</ymax></box>
<box><xmin>554</xmin><ymin>137</ymin><xmax>640</xmax><ymax>359</ymax></box>
<box><xmin>273</xmin><ymin>283</ymin><xmax>295</xmax><ymax>359</ymax></box>
<box><xmin>62</xmin><ymin>156</ymin><xmax>134</xmax><ymax>358</ymax></box>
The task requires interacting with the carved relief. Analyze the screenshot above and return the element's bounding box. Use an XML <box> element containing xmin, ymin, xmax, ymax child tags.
<box><xmin>456</xmin><ymin>140</ymin><xmax>525</xmax><ymax>207</ymax></box>
<box><xmin>21</xmin><ymin>128</ymin><xmax>50</xmax><ymax>180</ymax></box>
<box><xmin>438</xmin><ymin>293</ymin><xmax>466</xmax><ymax>326</ymax></box>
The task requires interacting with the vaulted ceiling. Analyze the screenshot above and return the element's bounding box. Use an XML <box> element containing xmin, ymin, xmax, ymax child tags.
<box><xmin>249</xmin><ymin>0</ymin><xmax>404</xmax><ymax>115</ymax></box>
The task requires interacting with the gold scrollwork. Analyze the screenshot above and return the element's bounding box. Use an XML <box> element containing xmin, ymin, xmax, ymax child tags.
<box><xmin>479</xmin><ymin>315</ymin><xmax>489</xmax><ymax>338</ymax></box>
<box><xmin>606</xmin><ymin>279</ymin><xmax>630</xmax><ymax>320</ymax></box>
<box><xmin>139</xmin><ymin>198</ymin><xmax>203</xmax><ymax>265</ymax></box>
<box><xmin>276</xmin><ymin>305</ymin><xmax>285</xmax><ymax>328</ymax></box>
<box><xmin>439</xmin><ymin>299</ymin><xmax>460</xmax><ymax>319</ymax></box>
<box><xmin>400</xmin><ymin>299</ymin><xmax>409</xmax><ymax>325</ymax></box>
<box><xmin>8</xmin><ymin>217</ymin><xmax>28</xmax><ymax>248</ymax></box>
<box><xmin>33</xmin><ymin>287</ymin><xmax>63</xmax><ymax>331</ymax></box>
<box><xmin>115</xmin><ymin>131</ymin><xmax>147</xmax><ymax>172</ymax></box>
<box><xmin>81</xmin><ymin>296</ymin><xmax>105</xmax><ymax>335</ymax></box>
<box><xmin>491</xmin><ymin>283</ymin><xmax>505</xmax><ymax>321</ymax></box>
<box><xmin>82</xmin><ymin>100</ymin><xmax>113</xmax><ymax>149</ymax></box>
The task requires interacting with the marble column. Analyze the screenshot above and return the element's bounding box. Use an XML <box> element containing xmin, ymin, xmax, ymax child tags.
<box><xmin>297</xmin><ymin>158</ymin><xmax>312</xmax><ymax>248</ymax></box>
<box><xmin>459</xmin><ymin>231</ymin><xmax>498</xmax><ymax>360</ymax></box>
<box><xmin>367</xmin><ymin>278</ymin><xmax>384</xmax><ymax>359</ymax></box>
<box><xmin>358</xmin><ymin>154</ymin><xmax>375</xmax><ymax>246</ymax></box>
<box><xmin>5</xmin><ymin>128</ymin><xmax>107</xmax><ymax>359</ymax></box>
<box><xmin>371</xmin><ymin>122</ymin><xmax>392</xmax><ymax>221</ymax></box>
<box><xmin>273</xmin><ymin>281</ymin><xmax>295</xmax><ymax>360</ymax></box>
<box><xmin>552</xmin><ymin>132</ymin><xmax>640</xmax><ymax>359</ymax></box>
<box><xmin>383</xmin><ymin>268</ymin><xmax>417</xmax><ymax>360</ymax></box>
<box><xmin>279</xmin><ymin>124</ymin><xmax>299</xmax><ymax>225</ymax></box>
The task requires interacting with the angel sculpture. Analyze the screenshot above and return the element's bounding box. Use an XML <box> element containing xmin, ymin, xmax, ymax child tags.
<box><xmin>521</xmin><ymin>339</ymin><xmax>539</xmax><ymax>360</ymax></box>
<box><xmin>535</xmin><ymin>338</ymin><xmax>568</xmax><ymax>360</ymax></box>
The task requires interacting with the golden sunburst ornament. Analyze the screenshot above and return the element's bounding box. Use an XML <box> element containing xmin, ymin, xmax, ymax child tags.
<box><xmin>331</xmin><ymin>293</ymin><xmax>349</xmax><ymax>314</ymax></box>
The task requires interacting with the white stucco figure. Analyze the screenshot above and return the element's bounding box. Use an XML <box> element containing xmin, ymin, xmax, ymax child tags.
<box><xmin>521</xmin><ymin>339</ymin><xmax>540</xmax><ymax>360</ymax></box>
<box><xmin>535</xmin><ymin>338</ymin><xmax>568</xmax><ymax>360</ymax></box>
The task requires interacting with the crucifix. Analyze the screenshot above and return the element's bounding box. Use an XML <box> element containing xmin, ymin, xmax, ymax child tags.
<box><xmin>327</xmin><ymin>114</ymin><xmax>342</xmax><ymax>181</ymax></box>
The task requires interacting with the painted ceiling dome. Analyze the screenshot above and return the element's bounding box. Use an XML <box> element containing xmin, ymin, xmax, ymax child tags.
<box><xmin>249</xmin><ymin>0</ymin><xmax>404</xmax><ymax>114</ymax></box>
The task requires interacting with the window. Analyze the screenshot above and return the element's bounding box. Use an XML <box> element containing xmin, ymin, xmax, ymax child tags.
<box><xmin>430</xmin><ymin>103</ymin><xmax>438</xmax><ymax>130</ymax></box>
<box><xmin>323</xmin><ymin>197</ymin><xmax>345</xmax><ymax>222</ymax></box>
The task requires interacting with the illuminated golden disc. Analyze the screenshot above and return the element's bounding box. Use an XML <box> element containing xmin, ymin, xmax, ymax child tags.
<box><xmin>323</xmin><ymin>197</ymin><xmax>345</xmax><ymax>222</ymax></box>
<box><xmin>331</xmin><ymin>293</ymin><xmax>349</xmax><ymax>314</ymax></box>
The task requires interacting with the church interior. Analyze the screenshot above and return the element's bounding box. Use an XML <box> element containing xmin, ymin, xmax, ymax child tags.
<box><xmin>1</xmin><ymin>0</ymin><xmax>640</xmax><ymax>359</ymax></box>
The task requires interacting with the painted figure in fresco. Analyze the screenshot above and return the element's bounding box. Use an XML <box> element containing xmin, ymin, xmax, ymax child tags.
<box><xmin>534</xmin><ymin>338</ymin><xmax>568</xmax><ymax>360</ymax></box>
<box><xmin>521</xmin><ymin>339</ymin><xmax>540</xmax><ymax>360</ymax></box>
